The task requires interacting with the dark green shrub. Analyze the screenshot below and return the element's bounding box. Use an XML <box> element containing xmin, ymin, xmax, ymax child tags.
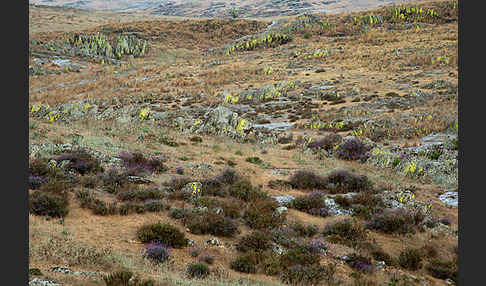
<box><xmin>245</xmin><ymin>156</ymin><xmax>264</xmax><ymax>165</ymax></box>
<box><xmin>220</xmin><ymin>199</ymin><xmax>242</xmax><ymax>219</ymax></box>
<box><xmin>370</xmin><ymin>249</ymin><xmax>396</xmax><ymax>267</ymax></box>
<box><xmin>334</xmin><ymin>138</ymin><xmax>370</xmax><ymax>161</ymax></box>
<box><xmin>291</xmin><ymin>190</ymin><xmax>329</xmax><ymax>217</ymax></box>
<box><xmin>334</xmin><ymin>195</ymin><xmax>352</xmax><ymax>208</ymax></box>
<box><xmin>398</xmin><ymin>248</ymin><xmax>423</xmax><ymax>270</ymax></box>
<box><xmin>136</xmin><ymin>222</ymin><xmax>188</xmax><ymax>248</ymax></box>
<box><xmin>117</xmin><ymin>186</ymin><xmax>165</xmax><ymax>202</ymax></box>
<box><xmin>184</xmin><ymin>212</ymin><xmax>238</xmax><ymax>237</ymax></box>
<box><xmin>199</xmin><ymin>253</ymin><xmax>215</xmax><ymax>265</ymax></box>
<box><xmin>322</xmin><ymin>219</ymin><xmax>368</xmax><ymax>248</ymax></box>
<box><xmin>236</xmin><ymin>231</ymin><xmax>273</xmax><ymax>253</ymax></box>
<box><xmin>262</xmin><ymin>257</ymin><xmax>283</xmax><ymax>276</ymax></box>
<box><xmin>29</xmin><ymin>191</ymin><xmax>69</xmax><ymax>218</ymax></box>
<box><xmin>169</xmin><ymin>208</ymin><xmax>187</xmax><ymax>219</ymax></box>
<box><xmin>91</xmin><ymin>199</ymin><xmax>118</xmax><ymax>216</ymax></box>
<box><xmin>186</xmin><ymin>263</ymin><xmax>210</xmax><ymax>279</ymax></box>
<box><xmin>279</xmin><ymin>248</ymin><xmax>320</xmax><ymax>269</ymax></box>
<box><xmin>29</xmin><ymin>268</ymin><xmax>42</xmax><ymax>276</ymax></box>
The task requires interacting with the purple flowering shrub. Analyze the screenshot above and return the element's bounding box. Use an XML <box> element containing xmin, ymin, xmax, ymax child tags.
<box><xmin>143</xmin><ymin>242</ymin><xmax>171</xmax><ymax>263</ymax></box>
<box><xmin>118</xmin><ymin>152</ymin><xmax>167</xmax><ymax>175</ymax></box>
<box><xmin>29</xmin><ymin>175</ymin><xmax>49</xmax><ymax>190</ymax></box>
<box><xmin>52</xmin><ymin>150</ymin><xmax>104</xmax><ymax>175</ymax></box>
<box><xmin>344</xmin><ymin>253</ymin><xmax>374</xmax><ymax>273</ymax></box>
<box><xmin>365</xmin><ymin>208</ymin><xmax>426</xmax><ymax>234</ymax></box>
<box><xmin>335</xmin><ymin>138</ymin><xmax>370</xmax><ymax>161</ymax></box>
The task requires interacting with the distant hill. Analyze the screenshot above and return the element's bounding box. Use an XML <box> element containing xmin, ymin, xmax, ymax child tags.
<box><xmin>29</xmin><ymin>0</ymin><xmax>421</xmax><ymax>18</ymax></box>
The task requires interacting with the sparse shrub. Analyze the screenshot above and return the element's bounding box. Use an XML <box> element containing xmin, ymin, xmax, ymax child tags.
<box><xmin>344</xmin><ymin>253</ymin><xmax>374</xmax><ymax>273</ymax></box>
<box><xmin>398</xmin><ymin>248</ymin><xmax>423</xmax><ymax>270</ymax></box>
<box><xmin>91</xmin><ymin>199</ymin><xmax>118</xmax><ymax>216</ymax></box>
<box><xmin>190</xmin><ymin>136</ymin><xmax>203</xmax><ymax>143</ymax></box>
<box><xmin>335</xmin><ymin>138</ymin><xmax>370</xmax><ymax>161</ymax></box>
<box><xmin>186</xmin><ymin>263</ymin><xmax>210</xmax><ymax>278</ymax></box>
<box><xmin>136</xmin><ymin>222</ymin><xmax>188</xmax><ymax>248</ymax></box>
<box><xmin>184</xmin><ymin>211</ymin><xmax>238</xmax><ymax>237</ymax></box>
<box><xmin>38</xmin><ymin>178</ymin><xmax>72</xmax><ymax>196</ymax></box>
<box><xmin>245</xmin><ymin>156</ymin><xmax>264</xmax><ymax>165</ymax></box>
<box><xmin>420</xmin><ymin>243</ymin><xmax>439</xmax><ymax>259</ymax></box>
<box><xmin>29</xmin><ymin>191</ymin><xmax>69</xmax><ymax>218</ymax></box>
<box><xmin>370</xmin><ymin>248</ymin><xmax>396</xmax><ymax>267</ymax></box>
<box><xmin>243</xmin><ymin>199</ymin><xmax>286</xmax><ymax>229</ymax></box>
<box><xmin>236</xmin><ymin>231</ymin><xmax>273</xmax><ymax>253</ymax></box>
<box><xmin>169</xmin><ymin>208</ymin><xmax>187</xmax><ymax>219</ymax></box>
<box><xmin>326</xmin><ymin>169</ymin><xmax>373</xmax><ymax>193</ymax></box>
<box><xmin>308</xmin><ymin>133</ymin><xmax>342</xmax><ymax>151</ymax></box>
<box><xmin>165</xmin><ymin>177</ymin><xmax>192</xmax><ymax>191</ymax></box>
<box><xmin>262</xmin><ymin>257</ymin><xmax>283</xmax><ymax>276</ymax></box>
<box><xmin>425</xmin><ymin>259</ymin><xmax>457</xmax><ymax>282</ymax></box>
<box><xmin>175</xmin><ymin>166</ymin><xmax>184</xmax><ymax>175</ymax></box>
<box><xmin>305</xmin><ymin>239</ymin><xmax>328</xmax><ymax>256</ymax></box>
<box><xmin>189</xmin><ymin>247</ymin><xmax>200</xmax><ymax>257</ymax></box>
<box><xmin>289</xmin><ymin>170</ymin><xmax>327</xmax><ymax>190</ymax></box>
<box><xmin>143</xmin><ymin>242</ymin><xmax>171</xmax><ymax>263</ymax></box>
<box><xmin>280</xmin><ymin>264</ymin><xmax>334</xmax><ymax>285</ymax></box>
<box><xmin>291</xmin><ymin>190</ymin><xmax>329</xmax><ymax>217</ymax></box>
<box><xmin>271</xmin><ymin>226</ymin><xmax>301</xmax><ymax>249</ymax></box>
<box><xmin>29</xmin><ymin>268</ymin><xmax>42</xmax><ymax>276</ymax></box>
<box><xmin>322</xmin><ymin>219</ymin><xmax>368</xmax><ymax>248</ymax></box>
<box><xmin>52</xmin><ymin>150</ymin><xmax>104</xmax><ymax>175</ymax></box>
<box><xmin>100</xmin><ymin>168</ymin><xmax>129</xmax><ymax>193</ymax></box>
<box><xmin>366</xmin><ymin>208</ymin><xmax>425</xmax><ymax>234</ymax></box>
<box><xmin>334</xmin><ymin>195</ymin><xmax>352</xmax><ymax>208</ymax></box>
<box><xmin>79</xmin><ymin>175</ymin><xmax>99</xmax><ymax>188</ymax></box>
<box><xmin>220</xmin><ymin>199</ymin><xmax>242</xmax><ymax>219</ymax></box>
<box><xmin>103</xmin><ymin>270</ymin><xmax>133</xmax><ymax>286</ymax></box>
<box><xmin>199</xmin><ymin>253</ymin><xmax>215</xmax><ymax>265</ymax></box>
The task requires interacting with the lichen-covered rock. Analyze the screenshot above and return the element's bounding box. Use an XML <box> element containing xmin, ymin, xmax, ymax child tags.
<box><xmin>29</xmin><ymin>278</ymin><xmax>61</xmax><ymax>286</ymax></box>
<box><xmin>192</xmin><ymin>105</ymin><xmax>253</xmax><ymax>138</ymax></box>
<box><xmin>438</xmin><ymin>191</ymin><xmax>458</xmax><ymax>207</ymax></box>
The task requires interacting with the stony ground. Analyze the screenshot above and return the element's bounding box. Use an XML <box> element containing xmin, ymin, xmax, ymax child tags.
<box><xmin>29</xmin><ymin>1</ymin><xmax>458</xmax><ymax>285</ymax></box>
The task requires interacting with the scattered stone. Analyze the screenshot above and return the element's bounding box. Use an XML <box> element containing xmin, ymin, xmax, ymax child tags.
<box><xmin>29</xmin><ymin>278</ymin><xmax>61</xmax><ymax>286</ymax></box>
<box><xmin>275</xmin><ymin>206</ymin><xmax>288</xmax><ymax>215</ymax></box>
<box><xmin>273</xmin><ymin>195</ymin><xmax>295</xmax><ymax>206</ymax></box>
<box><xmin>438</xmin><ymin>191</ymin><xmax>458</xmax><ymax>207</ymax></box>
<box><xmin>205</xmin><ymin>237</ymin><xmax>222</xmax><ymax>246</ymax></box>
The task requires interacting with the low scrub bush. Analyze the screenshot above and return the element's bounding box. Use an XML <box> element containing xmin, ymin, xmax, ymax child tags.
<box><xmin>365</xmin><ymin>208</ymin><xmax>425</xmax><ymax>234</ymax></box>
<box><xmin>398</xmin><ymin>248</ymin><xmax>423</xmax><ymax>271</ymax></box>
<box><xmin>229</xmin><ymin>179</ymin><xmax>267</xmax><ymax>202</ymax></box>
<box><xmin>289</xmin><ymin>221</ymin><xmax>319</xmax><ymax>237</ymax></box>
<box><xmin>425</xmin><ymin>259</ymin><xmax>457</xmax><ymax>282</ymax></box>
<box><xmin>100</xmin><ymin>168</ymin><xmax>129</xmax><ymax>193</ymax></box>
<box><xmin>230</xmin><ymin>251</ymin><xmax>261</xmax><ymax>274</ymax></box>
<box><xmin>117</xmin><ymin>185</ymin><xmax>165</xmax><ymax>202</ymax></box>
<box><xmin>184</xmin><ymin>211</ymin><xmax>238</xmax><ymax>237</ymax></box>
<box><xmin>291</xmin><ymin>190</ymin><xmax>329</xmax><ymax>217</ymax></box>
<box><xmin>186</xmin><ymin>262</ymin><xmax>210</xmax><ymax>279</ymax></box>
<box><xmin>52</xmin><ymin>150</ymin><xmax>104</xmax><ymax>175</ymax></box>
<box><xmin>243</xmin><ymin>199</ymin><xmax>286</xmax><ymax>229</ymax></box>
<box><xmin>236</xmin><ymin>231</ymin><xmax>273</xmax><ymax>253</ymax></box>
<box><xmin>199</xmin><ymin>253</ymin><xmax>215</xmax><ymax>265</ymax></box>
<box><xmin>136</xmin><ymin>222</ymin><xmax>188</xmax><ymax>248</ymax></box>
<box><xmin>29</xmin><ymin>191</ymin><xmax>69</xmax><ymax>218</ymax></box>
<box><xmin>279</xmin><ymin>247</ymin><xmax>320</xmax><ymax>269</ymax></box>
<box><xmin>103</xmin><ymin>270</ymin><xmax>156</xmax><ymax>286</ymax></box>
<box><xmin>322</xmin><ymin>219</ymin><xmax>368</xmax><ymax>248</ymax></box>
<box><xmin>119</xmin><ymin>152</ymin><xmax>167</xmax><ymax>174</ymax></box>
<box><xmin>143</xmin><ymin>242</ymin><xmax>171</xmax><ymax>263</ymax></box>
<box><xmin>344</xmin><ymin>253</ymin><xmax>374</xmax><ymax>273</ymax></box>
<box><xmin>281</xmin><ymin>264</ymin><xmax>336</xmax><ymax>285</ymax></box>
<box><xmin>289</xmin><ymin>170</ymin><xmax>327</xmax><ymax>190</ymax></box>
<box><xmin>335</xmin><ymin>138</ymin><xmax>370</xmax><ymax>161</ymax></box>
<box><xmin>168</xmin><ymin>208</ymin><xmax>187</xmax><ymax>219</ymax></box>
<box><xmin>326</xmin><ymin>169</ymin><xmax>373</xmax><ymax>193</ymax></box>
